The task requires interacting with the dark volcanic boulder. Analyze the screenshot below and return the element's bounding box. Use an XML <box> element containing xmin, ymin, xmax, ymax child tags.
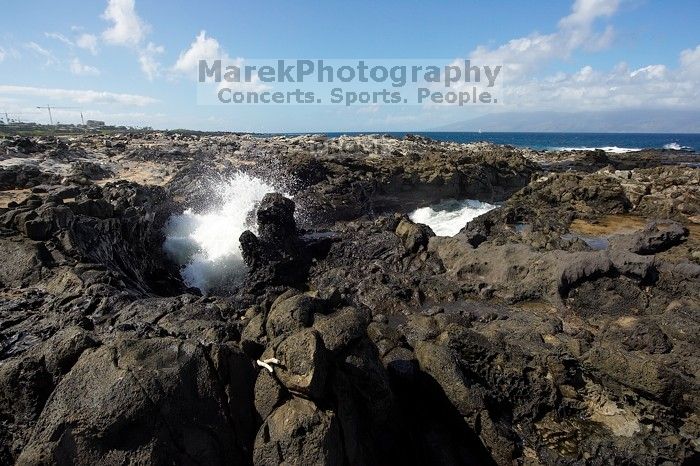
<box><xmin>264</xmin><ymin>292</ymin><xmax>319</xmax><ymax>339</ymax></box>
<box><xmin>241</xmin><ymin>193</ymin><xmax>299</xmax><ymax>268</ymax></box>
<box><xmin>7</xmin><ymin>137</ymin><xmax>42</xmax><ymax>155</ymax></box>
<box><xmin>253</xmin><ymin>397</ymin><xmax>342</xmax><ymax>466</ymax></box>
<box><xmin>0</xmin><ymin>165</ymin><xmax>61</xmax><ymax>190</ymax></box>
<box><xmin>0</xmin><ymin>327</ymin><xmax>96</xmax><ymax>463</ymax></box>
<box><xmin>0</xmin><ymin>238</ymin><xmax>52</xmax><ymax>288</ymax></box>
<box><xmin>256</xmin><ymin>193</ymin><xmax>296</xmax><ymax>247</ymax></box>
<box><xmin>240</xmin><ymin>194</ymin><xmax>309</xmax><ymax>289</ymax></box>
<box><xmin>17</xmin><ymin>338</ymin><xmax>256</xmax><ymax>466</ymax></box>
<box><xmin>623</xmin><ymin>220</ymin><xmax>688</xmax><ymax>255</ymax></box>
<box><xmin>395</xmin><ymin>217</ymin><xmax>435</xmax><ymax>252</ymax></box>
<box><xmin>274</xmin><ymin>328</ymin><xmax>329</xmax><ymax>398</ymax></box>
<box><xmin>245</xmin><ymin>286</ymin><xmax>411</xmax><ymax>465</ymax></box>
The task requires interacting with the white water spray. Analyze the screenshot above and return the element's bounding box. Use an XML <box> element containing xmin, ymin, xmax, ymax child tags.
<box><xmin>163</xmin><ymin>172</ymin><xmax>284</xmax><ymax>292</ymax></box>
<box><xmin>552</xmin><ymin>146</ymin><xmax>641</xmax><ymax>154</ymax></box>
<box><xmin>410</xmin><ymin>198</ymin><xmax>496</xmax><ymax>236</ymax></box>
<box><xmin>663</xmin><ymin>142</ymin><xmax>692</xmax><ymax>151</ymax></box>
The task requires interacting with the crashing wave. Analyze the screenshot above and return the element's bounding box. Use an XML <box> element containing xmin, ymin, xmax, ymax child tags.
<box><xmin>552</xmin><ymin>146</ymin><xmax>641</xmax><ymax>154</ymax></box>
<box><xmin>663</xmin><ymin>142</ymin><xmax>692</xmax><ymax>151</ymax></box>
<box><xmin>409</xmin><ymin>198</ymin><xmax>496</xmax><ymax>237</ymax></box>
<box><xmin>163</xmin><ymin>172</ymin><xmax>286</xmax><ymax>292</ymax></box>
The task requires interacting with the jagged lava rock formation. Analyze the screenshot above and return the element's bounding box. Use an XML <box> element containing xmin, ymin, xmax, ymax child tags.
<box><xmin>0</xmin><ymin>132</ymin><xmax>698</xmax><ymax>465</ymax></box>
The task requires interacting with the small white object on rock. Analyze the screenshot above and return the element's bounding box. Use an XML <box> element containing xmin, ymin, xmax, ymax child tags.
<box><xmin>256</xmin><ymin>358</ymin><xmax>280</xmax><ymax>373</ymax></box>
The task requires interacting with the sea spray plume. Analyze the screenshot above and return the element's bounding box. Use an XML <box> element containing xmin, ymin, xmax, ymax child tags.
<box><xmin>239</xmin><ymin>139</ymin><xmax>320</xmax><ymax>226</ymax></box>
<box><xmin>663</xmin><ymin>142</ymin><xmax>692</xmax><ymax>151</ymax></box>
<box><xmin>163</xmin><ymin>172</ymin><xmax>289</xmax><ymax>293</ymax></box>
<box><xmin>410</xmin><ymin>198</ymin><xmax>497</xmax><ymax>236</ymax></box>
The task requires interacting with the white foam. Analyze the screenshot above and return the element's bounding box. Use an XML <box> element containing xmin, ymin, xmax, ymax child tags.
<box><xmin>552</xmin><ymin>146</ymin><xmax>641</xmax><ymax>154</ymax></box>
<box><xmin>663</xmin><ymin>142</ymin><xmax>692</xmax><ymax>151</ymax></box>
<box><xmin>163</xmin><ymin>172</ymin><xmax>284</xmax><ymax>292</ymax></box>
<box><xmin>409</xmin><ymin>199</ymin><xmax>497</xmax><ymax>237</ymax></box>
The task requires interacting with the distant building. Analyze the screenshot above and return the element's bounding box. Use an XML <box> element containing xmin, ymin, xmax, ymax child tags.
<box><xmin>86</xmin><ymin>120</ymin><xmax>106</xmax><ymax>128</ymax></box>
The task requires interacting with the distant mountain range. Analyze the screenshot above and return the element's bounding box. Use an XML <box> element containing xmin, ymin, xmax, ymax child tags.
<box><xmin>436</xmin><ymin>109</ymin><xmax>700</xmax><ymax>133</ymax></box>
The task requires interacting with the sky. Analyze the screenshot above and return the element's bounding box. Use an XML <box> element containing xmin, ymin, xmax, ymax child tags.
<box><xmin>0</xmin><ymin>0</ymin><xmax>699</xmax><ymax>132</ymax></box>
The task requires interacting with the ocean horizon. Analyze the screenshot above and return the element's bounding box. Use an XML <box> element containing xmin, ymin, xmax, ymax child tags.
<box><xmin>300</xmin><ymin>132</ymin><xmax>700</xmax><ymax>153</ymax></box>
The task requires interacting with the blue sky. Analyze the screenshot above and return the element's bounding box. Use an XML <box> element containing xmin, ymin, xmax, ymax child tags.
<box><xmin>0</xmin><ymin>0</ymin><xmax>698</xmax><ymax>131</ymax></box>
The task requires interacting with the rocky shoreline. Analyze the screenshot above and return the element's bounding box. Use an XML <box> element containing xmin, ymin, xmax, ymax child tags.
<box><xmin>0</xmin><ymin>132</ymin><xmax>698</xmax><ymax>465</ymax></box>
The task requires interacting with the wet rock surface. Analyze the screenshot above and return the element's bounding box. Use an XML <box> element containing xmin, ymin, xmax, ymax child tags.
<box><xmin>0</xmin><ymin>132</ymin><xmax>698</xmax><ymax>465</ymax></box>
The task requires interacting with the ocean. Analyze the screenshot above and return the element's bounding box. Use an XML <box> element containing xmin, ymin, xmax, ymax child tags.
<box><xmin>322</xmin><ymin>132</ymin><xmax>700</xmax><ymax>153</ymax></box>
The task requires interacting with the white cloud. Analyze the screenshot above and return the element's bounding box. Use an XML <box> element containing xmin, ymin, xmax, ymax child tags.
<box><xmin>496</xmin><ymin>50</ymin><xmax>700</xmax><ymax>111</ymax></box>
<box><xmin>139</xmin><ymin>42</ymin><xmax>164</xmax><ymax>80</ymax></box>
<box><xmin>0</xmin><ymin>85</ymin><xmax>157</xmax><ymax>106</ymax></box>
<box><xmin>102</xmin><ymin>0</ymin><xmax>149</xmax><ymax>47</ymax></box>
<box><xmin>409</xmin><ymin>0</ymin><xmax>700</xmax><ymax>117</ymax></box>
<box><xmin>0</xmin><ymin>47</ymin><xmax>20</xmax><ymax>63</ymax></box>
<box><xmin>24</xmin><ymin>42</ymin><xmax>59</xmax><ymax>67</ymax></box>
<box><xmin>171</xmin><ymin>31</ymin><xmax>269</xmax><ymax>93</ymax></box>
<box><xmin>70</xmin><ymin>58</ymin><xmax>100</xmax><ymax>76</ymax></box>
<box><xmin>629</xmin><ymin>64</ymin><xmax>667</xmax><ymax>80</ymax></box>
<box><xmin>437</xmin><ymin>0</ymin><xmax>700</xmax><ymax>112</ymax></box>
<box><xmin>45</xmin><ymin>32</ymin><xmax>74</xmax><ymax>47</ymax></box>
<box><xmin>173</xmin><ymin>30</ymin><xmax>228</xmax><ymax>74</ymax></box>
<box><xmin>76</xmin><ymin>34</ymin><xmax>99</xmax><ymax>55</ymax></box>
<box><xmin>101</xmin><ymin>0</ymin><xmax>164</xmax><ymax>80</ymax></box>
<box><xmin>680</xmin><ymin>44</ymin><xmax>700</xmax><ymax>78</ymax></box>
<box><xmin>470</xmin><ymin>0</ymin><xmax>620</xmax><ymax>79</ymax></box>
<box><xmin>44</xmin><ymin>31</ymin><xmax>99</xmax><ymax>56</ymax></box>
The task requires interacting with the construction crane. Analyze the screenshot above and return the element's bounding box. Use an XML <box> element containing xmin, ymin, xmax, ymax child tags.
<box><xmin>35</xmin><ymin>105</ymin><xmax>81</xmax><ymax>125</ymax></box>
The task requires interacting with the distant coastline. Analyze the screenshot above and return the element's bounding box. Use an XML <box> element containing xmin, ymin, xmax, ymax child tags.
<box><xmin>285</xmin><ymin>131</ymin><xmax>700</xmax><ymax>153</ymax></box>
<box><xmin>3</xmin><ymin>122</ymin><xmax>699</xmax><ymax>153</ymax></box>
